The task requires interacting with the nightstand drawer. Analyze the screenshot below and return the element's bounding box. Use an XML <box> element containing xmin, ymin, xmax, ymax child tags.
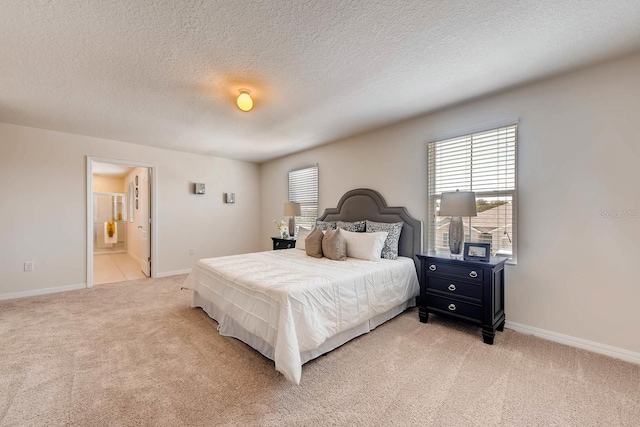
<box><xmin>428</xmin><ymin>294</ymin><xmax>482</xmax><ymax>321</ymax></box>
<box><xmin>425</xmin><ymin>261</ymin><xmax>484</xmax><ymax>282</ymax></box>
<box><xmin>428</xmin><ymin>276</ymin><xmax>482</xmax><ymax>300</ymax></box>
<box><xmin>274</xmin><ymin>240</ymin><xmax>294</xmax><ymax>249</ymax></box>
<box><xmin>272</xmin><ymin>238</ymin><xmax>296</xmax><ymax>250</ymax></box>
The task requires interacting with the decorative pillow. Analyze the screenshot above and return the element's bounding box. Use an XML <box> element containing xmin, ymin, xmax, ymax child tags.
<box><xmin>336</xmin><ymin>220</ymin><xmax>366</xmax><ymax>232</ymax></box>
<box><xmin>315</xmin><ymin>220</ymin><xmax>336</xmax><ymax>230</ymax></box>
<box><xmin>296</xmin><ymin>227</ymin><xmax>312</xmax><ymax>250</ymax></box>
<box><xmin>340</xmin><ymin>229</ymin><xmax>388</xmax><ymax>261</ymax></box>
<box><xmin>305</xmin><ymin>227</ymin><xmax>324</xmax><ymax>258</ymax></box>
<box><xmin>366</xmin><ymin>221</ymin><xmax>404</xmax><ymax>260</ymax></box>
<box><xmin>322</xmin><ymin>228</ymin><xmax>347</xmax><ymax>261</ymax></box>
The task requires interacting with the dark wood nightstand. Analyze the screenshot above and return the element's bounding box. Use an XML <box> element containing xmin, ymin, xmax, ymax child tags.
<box><xmin>272</xmin><ymin>237</ymin><xmax>296</xmax><ymax>250</ymax></box>
<box><xmin>416</xmin><ymin>253</ymin><xmax>507</xmax><ymax>344</ymax></box>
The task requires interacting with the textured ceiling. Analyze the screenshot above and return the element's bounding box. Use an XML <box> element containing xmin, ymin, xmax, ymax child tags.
<box><xmin>2</xmin><ymin>1</ymin><xmax>640</xmax><ymax>162</ymax></box>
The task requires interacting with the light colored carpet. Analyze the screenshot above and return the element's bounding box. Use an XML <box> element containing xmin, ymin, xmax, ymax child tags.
<box><xmin>1</xmin><ymin>275</ymin><xmax>638</xmax><ymax>427</ymax></box>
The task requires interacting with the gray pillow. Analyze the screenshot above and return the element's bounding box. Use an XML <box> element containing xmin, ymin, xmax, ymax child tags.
<box><xmin>305</xmin><ymin>227</ymin><xmax>324</xmax><ymax>258</ymax></box>
<box><xmin>336</xmin><ymin>220</ymin><xmax>365</xmax><ymax>232</ymax></box>
<box><xmin>365</xmin><ymin>220</ymin><xmax>404</xmax><ymax>260</ymax></box>
<box><xmin>315</xmin><ymin>220</ymin><xmax>336</xmax><ymax>230</ymax></box>
<box><xmin>322</xmin><ymin>228</ymin><xmax>347</xmax><ymax>261</ymax></box>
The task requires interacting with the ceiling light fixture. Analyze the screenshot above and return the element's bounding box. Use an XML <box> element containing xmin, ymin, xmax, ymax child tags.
<box><xmin>236</xmin><ymin>89</ymin><xmax>253</xmax><ymax>112</ymax></box>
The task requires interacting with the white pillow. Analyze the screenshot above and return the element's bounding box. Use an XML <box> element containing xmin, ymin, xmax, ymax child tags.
<box><xmin>340</xmin><ymin>229</ymin><xmax>388</xmax><ymax>261</ymax></box>
<box><xmin>296</xmin><ymin>227</ymin><xmax>312</xmax><ymax>250</ymax></box>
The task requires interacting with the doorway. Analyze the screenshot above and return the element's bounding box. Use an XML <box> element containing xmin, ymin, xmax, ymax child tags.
<box><xmin>86</xmin><ymin>157</ymin><xmax>156</xmax><ymax>287</ymax></box>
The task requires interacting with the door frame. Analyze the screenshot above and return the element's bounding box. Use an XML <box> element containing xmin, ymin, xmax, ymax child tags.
<box><xmin>86</xmin><ymin>156</ymin><xmax>157</xmax><ymax>288</ymax></box>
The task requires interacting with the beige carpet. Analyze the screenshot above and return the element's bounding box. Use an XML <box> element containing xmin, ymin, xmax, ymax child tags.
<box><xmin>1</xmin><ymin>276</ymin><xmax>638</xmax><ymax>427</ymax></box>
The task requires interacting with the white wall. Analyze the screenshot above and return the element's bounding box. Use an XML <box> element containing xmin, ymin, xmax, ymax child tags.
<box><xmin>0</xmin><ymin>123</ymin><xmax>261</xmax><ymax>296</ymax></box>
<box><xmin>93</xmin><ymin>175</ymin><xmax>125</xmax><ymax>193</ymax></box>
<box><xmin>260</xmin><ymin>52</ymin><xmax>640</xmax><ymax>355</ymax></box>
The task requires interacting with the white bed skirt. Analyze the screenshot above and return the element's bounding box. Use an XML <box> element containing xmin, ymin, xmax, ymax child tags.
<box><xmin>192</xmin><ymin>291</ymin><xmax>415</xmax><ymax>366</ymax></box>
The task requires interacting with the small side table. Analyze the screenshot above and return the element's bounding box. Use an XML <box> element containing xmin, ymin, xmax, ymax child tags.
<box><xmin>417</xmin><ymin>253</ymin><xmax>507</xmax><ymax>344</ymax></box>
<box><xmin>272</xmin><ymin>237</ymin><xmax>296</xmax><ymax>250</ymax></box>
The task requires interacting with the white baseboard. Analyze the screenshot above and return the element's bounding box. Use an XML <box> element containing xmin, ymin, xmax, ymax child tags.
<box><xmin>94</xmin><ymin>250</ymin><xmax>127</xmax><ymax>255</ymax></box>
<box><xmin>155</xmin><ymin>269</ymin><xmax>192</xmax><ymax>278</ymax></box>
<box><xmin>505</xmin><ymin>321</ymin><xmax>640</xmax><ymax>365</ymax></box>
<box><xmin>127</xmin><ymin>252</ymin><xmax>143</xmax><ymax>265</ymax></box>
<box><xmin>0</xmin><ymin>283</ymin><xmax>87</xmax><ymax>301</ymax></box>
<box><xmin>0</xmin><ymin>269</ymin><xmax>191</xmax><ymax>300</ymax></box>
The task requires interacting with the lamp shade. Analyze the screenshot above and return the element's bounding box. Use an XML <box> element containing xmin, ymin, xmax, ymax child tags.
<box><xmin>439</xmin><ymin>191</ymin><xmax>477</xmax><ymax>217</ymax></box>
<box><xmin>284</xmin><ymin>201</ymin><xmax>301</xmax><ymax>216</ymax></box>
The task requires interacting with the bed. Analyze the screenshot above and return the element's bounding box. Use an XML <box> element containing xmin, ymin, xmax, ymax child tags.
<box><xmin>183</xmin><ymin>188</ymin><xmax>423</xmax><ymax>384</ymax></box>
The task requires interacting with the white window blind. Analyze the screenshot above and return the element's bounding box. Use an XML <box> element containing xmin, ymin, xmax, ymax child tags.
<box><xmin>427</xmin><ymin>125</ymin><xmax>517</xmax><ymax>262</ymax></box>
<box><xmin>288</xmin><ymin>165</ymin><xmax>318</xmax><ymax>229</ymax></box>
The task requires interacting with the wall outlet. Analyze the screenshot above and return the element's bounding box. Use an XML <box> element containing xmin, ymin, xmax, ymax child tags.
<box><xmin>189</xmin><ymin>248</ymin><xmax>195</xmax><ymax>255</ymax></box>
<box><xmin>24</xmin><ymin>262</ymin><xmax>34</xmax><ymax>272</ymax></box>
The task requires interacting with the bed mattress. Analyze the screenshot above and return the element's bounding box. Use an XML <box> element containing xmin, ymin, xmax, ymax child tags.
<box><xmin>183</xmin><ymin>249</ymin><xmax>419</xmax><ymax>384</ymax></box>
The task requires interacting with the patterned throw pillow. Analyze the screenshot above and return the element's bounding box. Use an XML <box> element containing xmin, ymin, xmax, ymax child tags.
<box><xmin>322</xmin><ymin>228</ymin><xmax>347</xmax><ymax>261</ymax></box>
<box><xmin>305</xmin><ymin>227</ymin><xmax>324</xmax><ymax>258</ymax></box>
<box><xmin>365</xmin><ymin>221</ymin><xmax>404</xmax><ymax>260</ymax></box>
<box><xmin>315</xmin><ymin>220</ymin><xmax>336</xmax><ymax>230</ymax></box>
<box><xmin>336</xmin><ymin>220</ymin><xmax>366</xmax><ymax>232</ymax></box>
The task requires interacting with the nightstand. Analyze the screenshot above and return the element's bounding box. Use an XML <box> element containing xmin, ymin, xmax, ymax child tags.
<box><xmin>416</xmin><ymin>253</ymin><xmax>507</xmax><ymax>344</ymax></box>
<box><xmin>272</xmin><ymin>237</ymin><xmax>296</xmax><ymax>250</ymax></box>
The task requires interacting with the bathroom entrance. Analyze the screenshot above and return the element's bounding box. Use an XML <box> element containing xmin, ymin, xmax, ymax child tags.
<box><xmin>94</xmin><ymin>192</ymin><xmax>127</xmax><ymax>254</ymax></box>
<box><xmin>87</xmin><ymin>157</ymin><xmax>156</xmax><ymax>287</ymax></box>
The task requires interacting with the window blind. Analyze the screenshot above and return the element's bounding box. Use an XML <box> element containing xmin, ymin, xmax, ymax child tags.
<box><xmin>427</xmin><ymin>125</ymin><xmax>517</xmax><ymax>262</ymax></box>
<box><xmin>288</xmin><ymin>165</ymin><xmax>319</xmax><ymax>229</ymax></box>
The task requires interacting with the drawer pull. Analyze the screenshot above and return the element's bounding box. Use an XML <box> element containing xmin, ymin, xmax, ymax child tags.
<box><xmin>448</xmin><ymin>303</ymin><xmax>456</xmax><ymax>311</ymax></box>
<box><xmin>286</xmin><ymin>244</ymin><xmax>292</xmax><ymax>248</ymax></box>
<box><xmin>429</xmin><ymin>264</ymin><xmax>437</xmax><ymax>271</ymax></box>
<box><xmin>448</xmin><ymin>284</ymin><xmax>456</xmax><ymax>292</ymax></box>
<box><xmin>275</xmin><ymin>242</ymin><xmax>280</xmax><ymax>247</ymax></box>
<box><xmin>469</xmin><ymin>271</ymin><xmax>478</xmax><ymax>278</ymax></box>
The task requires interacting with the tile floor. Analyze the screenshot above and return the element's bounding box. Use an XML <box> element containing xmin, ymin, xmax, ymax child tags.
<box><xmin>94</xmin><ymin>253</ymin><xmax>147</xmax><ymax>285</ymax></box>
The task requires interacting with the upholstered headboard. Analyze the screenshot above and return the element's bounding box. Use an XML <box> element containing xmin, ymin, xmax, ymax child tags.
<box><xmin>317</xmin><ymin>188</ymin><xmax>423</xmax><ymax>271</ymax></box>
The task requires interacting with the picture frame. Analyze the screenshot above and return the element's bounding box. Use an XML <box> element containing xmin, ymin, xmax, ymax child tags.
<box><xmin>463</xmin><ymin>242</ymin><xmax>491</xmax><ymax>262</ymax></box>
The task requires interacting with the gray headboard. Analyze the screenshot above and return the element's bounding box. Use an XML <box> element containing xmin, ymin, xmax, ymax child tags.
<box><xmin>317</xmin><ymin>188</ymin><xmax>423</xmax><ymax>271</ymax></box>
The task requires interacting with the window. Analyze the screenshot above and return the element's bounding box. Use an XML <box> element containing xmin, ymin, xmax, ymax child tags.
<box><xmin>479</xmin><ymin>232</ymin><xmax>493</xmax><ymax>245</ymax></box>
<box><xmin>427</xmin><ymin>125</ymin><xmax>517</xmax><ymax>262</ymax></box>
<box><xmin>288</xmin><ymin>165</ymin><xmax>319</xmax><ymax>230</ymax></box>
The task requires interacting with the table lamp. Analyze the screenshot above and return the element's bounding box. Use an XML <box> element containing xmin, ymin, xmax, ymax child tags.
<box><xmin>284</xmin><ymin>202</ymin><xmax>301</xmax><ymax>237</ymax></box>
<box><xmin>439</xmin><ymin>190</ymin><xmax>477</xmax><ymax>257</ymax></box>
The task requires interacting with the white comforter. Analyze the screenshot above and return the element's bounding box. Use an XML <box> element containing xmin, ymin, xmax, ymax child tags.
<box><xmin>183</xmin><ymin>249</ymin><xmax>419</xmax><ymax>384</ymax></box>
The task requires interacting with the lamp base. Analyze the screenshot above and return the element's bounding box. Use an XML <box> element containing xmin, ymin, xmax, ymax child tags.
<box><xmin>448</xmin><ymin>216</ymin><xmax>464</xmax><ymax>255</ymax></box>
<box><xmin>288</xmin><ymin>216</ymin><xmax>296</xmax><ymax>237</ymax></box>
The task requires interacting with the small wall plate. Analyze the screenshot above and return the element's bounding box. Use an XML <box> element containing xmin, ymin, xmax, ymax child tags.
<box><xmin>225</xmin><ymin>192</ymin><xmax>235</xmax><ymax>203</ymax></box>
<box><xmin>194</xmin><ymin>183</ymin><xmax>205</xmax><ymax>194</ymax></box>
